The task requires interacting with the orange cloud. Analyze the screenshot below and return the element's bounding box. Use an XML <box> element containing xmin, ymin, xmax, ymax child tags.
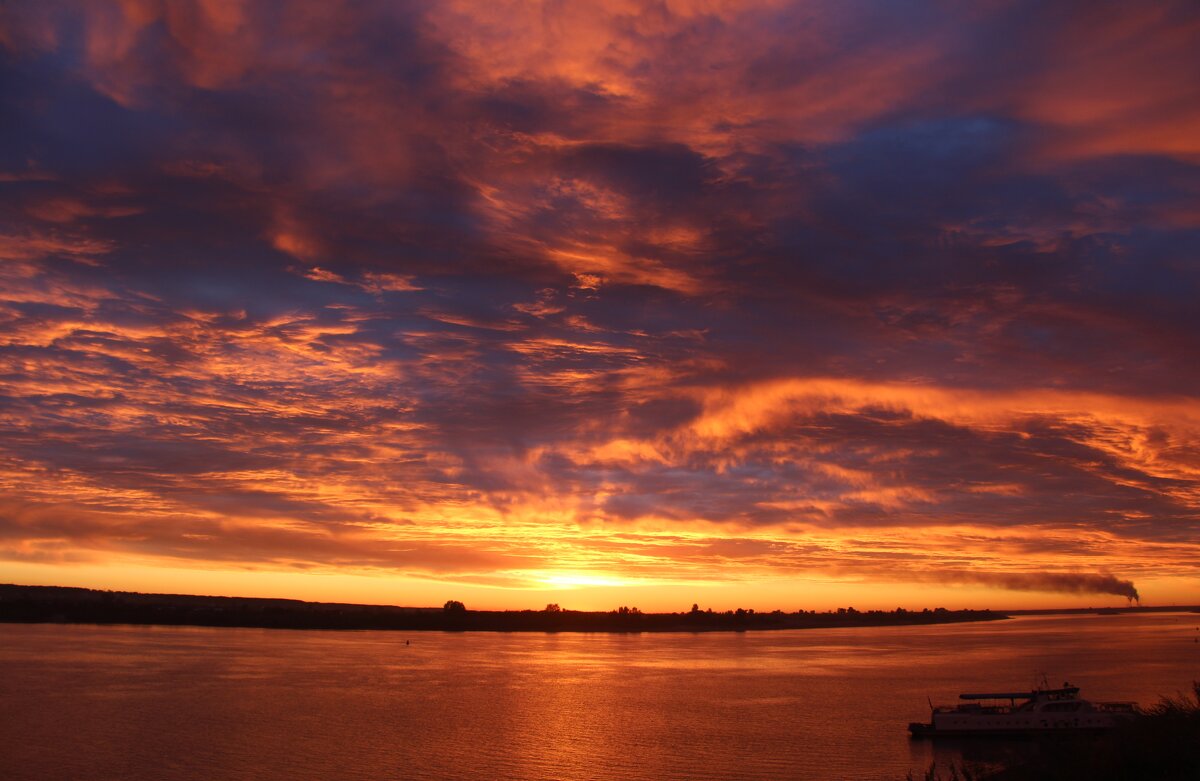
<box><xmin>1014</xmin><ymin>4</ymin><xmax>1200</xmax><ymax>161</ymax></box>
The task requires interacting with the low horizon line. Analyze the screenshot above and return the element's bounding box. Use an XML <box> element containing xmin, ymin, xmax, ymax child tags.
<box><xmin>2</xmin><ymin>582</ymin><xmax>1182</xmax><ymax>615</ymax></box>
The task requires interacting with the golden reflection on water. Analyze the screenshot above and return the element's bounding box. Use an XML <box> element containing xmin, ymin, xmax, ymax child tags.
<box><xmin>0</xmin><ymin>614</ymin><xmax>1197</xmax><ymax>780</ymax></box>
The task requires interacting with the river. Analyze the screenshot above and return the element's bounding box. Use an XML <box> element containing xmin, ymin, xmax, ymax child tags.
<box><xmin>1</xmin><ymin>612</ymin><xmax>1197</xmax><ymax>780</ymax></box>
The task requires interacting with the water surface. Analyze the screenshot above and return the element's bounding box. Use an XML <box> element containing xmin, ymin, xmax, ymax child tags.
<box><xmin>2</xmin><ymin>613</ymin><xmax>1197</xmax><ymax>780</ymax></box>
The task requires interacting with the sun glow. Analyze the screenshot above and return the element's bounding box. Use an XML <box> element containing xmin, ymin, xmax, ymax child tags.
<box><xmin>536</xmin><ymin>572</ymin><xmax>640</xmax><ymax>589</ymax></box>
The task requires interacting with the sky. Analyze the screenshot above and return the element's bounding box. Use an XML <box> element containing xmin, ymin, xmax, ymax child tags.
<box><xmin>1</xmin><ymin>1</ymin><xmax>1198</xmax><ymax>611</ymax></box>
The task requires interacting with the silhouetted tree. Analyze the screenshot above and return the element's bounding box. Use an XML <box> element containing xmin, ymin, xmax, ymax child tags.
<box><xmin>544</xmin><ymin>603</ymin><xmax>561</xmax><ymax>612</ymax></box>
<box><xmin>443</xmin><ymin>600</ymin><xmax>466</xmax><ymax>614</ymax></box>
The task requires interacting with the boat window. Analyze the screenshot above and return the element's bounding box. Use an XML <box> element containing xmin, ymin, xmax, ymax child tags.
<box><xmin>1043</xmin><ymin>702</ymin><xmax>1082</xmax><ymax>712</ymax></box>
<box><xmin>1099</xmin><ymin>703</ymin><xmax>1135</xmax><ymax>713</ymax></box>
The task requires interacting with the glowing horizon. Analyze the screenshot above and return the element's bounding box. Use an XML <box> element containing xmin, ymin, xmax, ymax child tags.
<box><xmin>1</xmin><ymin>1</ymin><xmax>1198</xmax><ymax>611</ymax></box>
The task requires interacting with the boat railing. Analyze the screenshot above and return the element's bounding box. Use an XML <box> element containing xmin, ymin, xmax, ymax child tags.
<box><xmin>934</xmin><ymin>704</ymin><xmax>1013</xmax><ymax>714</ymax></box>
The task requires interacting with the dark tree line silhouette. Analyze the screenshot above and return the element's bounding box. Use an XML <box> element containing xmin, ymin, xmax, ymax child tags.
<box><xmin>0</xmin><ymin>584</ymin><xmax>1007</xmax><ymax>632</ymax></box>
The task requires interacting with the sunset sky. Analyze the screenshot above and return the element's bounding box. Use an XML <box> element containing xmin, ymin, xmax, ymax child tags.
<box><xmin>2</xmin><ymin>1</ymin><xmax>1198</xmax><ymax>611</ymax></box>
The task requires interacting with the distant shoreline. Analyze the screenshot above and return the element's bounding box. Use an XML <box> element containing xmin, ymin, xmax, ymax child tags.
<box><xmin>1002</xmin><ymin>605</ymin><xmax>1200</xmax><ymax>616</ymax></box>
<box><xmin>5</xmin><ymin>585</ymin><xmax>1193</xmax><ymax>634</ymax></box>
<box><xmin>1</xmin><ymin>583</ymin><xmax>1014</xmax><ymax>633</ymax></box>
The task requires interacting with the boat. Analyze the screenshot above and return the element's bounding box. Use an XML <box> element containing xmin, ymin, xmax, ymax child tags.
<box><xmin>909</xmin><ymin>683</ymin><xmax>1138</xmax><ymax>737</ymax></box>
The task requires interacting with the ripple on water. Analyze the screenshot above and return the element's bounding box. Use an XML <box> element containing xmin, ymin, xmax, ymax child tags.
<box><xmin>0</xmin><ymin>614</ymin><xmax>1196</xmax><ymax>781</ymax></box>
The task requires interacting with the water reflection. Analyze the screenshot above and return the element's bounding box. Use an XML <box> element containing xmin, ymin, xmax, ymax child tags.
<box><xmin>0</xmin><ymin>614</ymin><xmax>1195</xmax><ymax>780</ymax></box>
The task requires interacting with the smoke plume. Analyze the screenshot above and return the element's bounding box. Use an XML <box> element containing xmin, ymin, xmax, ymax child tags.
<box><xmin>938</xmin><ymin>571</ymin><xmax>1140</xmax><ymax>602</ymax></box>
